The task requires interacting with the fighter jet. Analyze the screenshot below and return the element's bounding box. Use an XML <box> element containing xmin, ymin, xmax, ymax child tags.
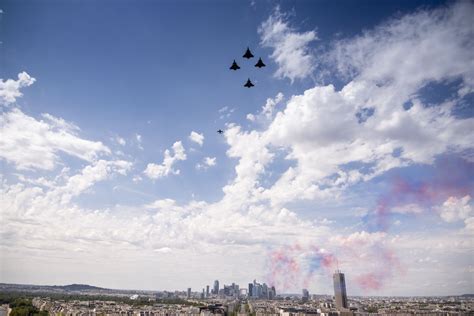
<box><xmin>217</xmin><ymin>129</ymin><xmax>224</xmax><ymax>134</ymax></box>
<box><xmin>244</xmin><ymin>78</ymin><xmax>254</xmax><ymax>88</ymax></box>
<box><xmin>229</xmin><ymin>60</ymin><xmax>240</xmax><ymax>71</ymax></box>
<box><xmin>254</xmin><ymin>57</ymin><xmax>266</xmax><ymax>68</ymax></box>
<box><xmin>243</xmin><ymin>47</ymin><xmax>254</xmax><ymax>59</ymax></box>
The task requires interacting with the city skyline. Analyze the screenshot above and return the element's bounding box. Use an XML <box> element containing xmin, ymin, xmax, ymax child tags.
<box><xmin>1</xmin><ymin>0</ymin><xmax>473</xmax><ymax>296</ymax></box>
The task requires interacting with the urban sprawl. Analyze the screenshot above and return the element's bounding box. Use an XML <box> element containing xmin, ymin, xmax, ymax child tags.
<box><xmin>0</xmin><ymin>271</ymin><xmax>473</xmax><ymax>316</ymax></box>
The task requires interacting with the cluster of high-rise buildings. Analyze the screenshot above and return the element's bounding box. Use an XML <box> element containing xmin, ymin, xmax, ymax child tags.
<box><xmin>188</xmin><ymin>279</ymin><xmax>276</xmax><ymax>300</ymax></box>
<box><xmin>186</xmin><ymin>271</ymin><xmax>348</xmax><ymax>306</ymax></box>
<box><xmin>248</xmin><ymin>279</ymin><xmax>276</xmax><ymax>300</ymax></box>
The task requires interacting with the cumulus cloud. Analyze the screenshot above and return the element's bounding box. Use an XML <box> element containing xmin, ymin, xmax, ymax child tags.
<box><xmin>196</xmin><ymin>156</ymin><xmax>216</xmax><ymax>170</ymax></box>
<box><xmin>438</xmin><ymin>195</ymin><xmax>472</xmax><ymax>223</ymax></box>
<box><xmin>218</xmin><ymin>106</ymin><xmax>235</xmax><ymax>120</ymax></box>
<box><xmin>189</xmin><ymin>131</ymin><xmax>204</xmax><ymax>146</ymax></box>
<box><xmin>135</xmin><ymin>133</ymin><xmax>143</xmax><ymax>150</ymax></box>
<box><xmin>328</xmin><ymin>2</ymin><xmax>474</xmax><ymax>91</ymax></box>
<box><xmin>0</xmin><ymin>72</ymin><xmax>36</xmax><ymax>105</ymax></box>
<box><xmin>144</xmin><ymin>141</ymin><xmax>187</xmax><ymax>179</ymax></box>
<box><xmin>0</xmin><ymin>108</ymin><xmax>110</xmax><ymax>170</ymax></box>
<box><xmin>3</xmin><ymin>2</ymin><xmax>474</xmax><ymax>294</ymax></box>
<box><xmin>391</xmin><ymin>204</ymin><xmax>424</xmax><ymax>214</ymax></box>
<box><xmin>1</xmin><ymin>166</ymin><xmax>320</xmax><ymax>267</ymax></box>
<box><xmin>116</xmin><ymin>137</ymin><xmax>126</xmax><ymax>146</ymax></box>
<box><xmin>227</xmin><ymin>1</ymin><xmax>474</xmax><ymax>207</ymax></box>
<box><xmin>247</xmin><ymin>92</ymin><xmax>284</xmax><ymax>121</ymax></box>
<box><xmin>259</xmin><ymin>9</ymin><xmax>317</xmax><ymax>82</ymax></box>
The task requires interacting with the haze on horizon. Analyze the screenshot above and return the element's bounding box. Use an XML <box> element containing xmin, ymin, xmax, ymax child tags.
<box><xmin>0</xmin><ymin>0</ymin><xmax>473</xmax><ymax>296</ymax></box>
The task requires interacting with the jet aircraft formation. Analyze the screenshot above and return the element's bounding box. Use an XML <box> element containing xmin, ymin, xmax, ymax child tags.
<box><xmin>219</xmin><ymin>47</ymin><xmax>266</xmax><ymax>135</ymax></box>
<box><xmin>229</xmin><ymin>47</ymin><xmax>265</xmax><ymax>88</ymax></box>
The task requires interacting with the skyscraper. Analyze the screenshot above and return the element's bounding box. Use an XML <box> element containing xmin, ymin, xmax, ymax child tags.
<box><xmin>213</xmin><ymin>280</ymin><xmax>219</xmax><ymax>295</ymax></box>
<box><xmin>333</xmin><ymin>270</ymin><xmax>348</xmax><ymax>310</ymax></box>
<box><xmin>187</xmin><ymin>288</ymin><xmax>191</xmax><ymax>299</ymax></box>
<box><xmin>206</xmin><ymin>285</ymin><xmax>209</xmax><ymax>298</ymax></box>
<box><xmin>302</xmin><ymin>289</ymin><xmax>309</xmax><ymax>302</ymax></box>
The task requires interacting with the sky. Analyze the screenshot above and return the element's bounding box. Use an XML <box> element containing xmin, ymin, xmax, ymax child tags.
<box><xmin>0</xmin><ymin>0</ymin><xmax>473</xmax><ymax>296</ymax></box>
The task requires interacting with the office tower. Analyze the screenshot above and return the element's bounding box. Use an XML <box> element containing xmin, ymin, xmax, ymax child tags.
<box><xmin>248</xmin><ymin>283</ymin><xmax>253</xmax><ymax>298</ymax></box>
<box><xmin>206</xmin><ymin>285</ymin><xmax>209</xmax><ymax>298</ymax></box>
<box><xmin>333</xmin><ymin>270</ymin><xmax>348</xmax><ymax>310</ymax></box>
<box><xmin>187</xmin><ymin>288</ymin><xmax>191</xmax><ymax>299</ymax></box>
<box><xmin>302</xmin><ymin>289</ymin><xmax>309</xmax><ymax>302</ymax></box>
<box><xmin>213</xmin><ymin>280</ymin><xmax>219</xmax><ymax>294</ymax></box>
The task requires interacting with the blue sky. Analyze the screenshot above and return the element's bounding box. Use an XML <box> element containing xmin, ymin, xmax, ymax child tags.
<box><xmin>1</xmin><ymin>0</ymin><xmax>473</xmax><ymax>295</ymax></box>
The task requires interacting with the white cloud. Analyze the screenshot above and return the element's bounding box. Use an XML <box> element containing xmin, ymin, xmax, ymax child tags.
<box><xmin>0</xmin><ymin>72</ymin><xmax>36</xmax><ymax>105</ymax></box>
<box><xmin>41</xmin><ymin>113</ymin><xmax>80</xmax><ymax>132</ymax></box>
<box><xmin>0</xmin><ymin>108</ymin><xmax>110</xmax><ymax>171</ymax></box>
<box><xmin>331</xmin><ymin>231</ymin><xmax>387</xmax><ymax>248</ymax></box>
<box><xmin>218</xmin><ymin>106</ymin><xmax>229</xmax><ymax>113</ymax></box>
<box><xmin>328</xmin><ymin>2</ymin><xmax>474</xmax><ymax>92</ymax></box>
<box><xmin>391</xmin><ymin>204</ymin><xmax>424</xmax><ymax>214</ymax></box>
<box><xmin>224</xmin><ymin>1</ymin><xmax>474</xmax><ymax>207</ymax></box>
<box><xmin>2</xmin><ymin>2</ymin><xmax>474</xmax><ymax>295</ymax></box>
<box><xmin>204</xmin><ymin>156</ymin><xmax>216</xmax><ymax>166</ymax></box>
<box><xmin>247</xmin><ymin>92</ymin><xmax>284</xmax><ymax>121</ymax></box>
<box><xmin>144</xmin><ymin>141</ymin><xmax>187</xmax><ymax>179</ymax></box>
<box><xmin>116</xmin><ymin>137</ymin><xmax>126</xmax><ymax>146</ymax></box>
<box><xmin>438</xmin><ymin>195</ymin><xmax>473</xmax><ymax>223</ymax></box>
<box><xmin>218</xmin><ymin>106</ymin><xmax>235</xmax><ymax>120</ymax></box>
<box><xmin>135</xmin><ymin>134</ymin><xmax>143</xmax><ymax>150</ymax></box>
<box><xmin>196</xmin><ymin>156</ymin><xmax>216</xmax><ymax>170</ymax></box>
<box><xmin>464</xmin><ymin>217</ymin><xmax>474</xmax><ymax>233</ymax></box>
<box><xmin>189</xmin><ymin>131</ymin><xmax>204</xmax><ymax>146</ymax></box>
<box><xmin>154</xmin><ymin>247</ymin><xmax>172</xmax><ymax>253</ymax></box>
<box><xmin>259</xmin><ymin>9</ymin><xmax>317</xmax><ymax>82</ymax></box>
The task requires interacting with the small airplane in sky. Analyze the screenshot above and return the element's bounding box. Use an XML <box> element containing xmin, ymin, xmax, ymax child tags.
<box><xmin>244</xmin><ymin>78</ymin><xmax>254</xmax><ymax>88</ymax></box>
<box><xmin>255</xmin><ymin>57</ymin><xmax>266</xmax><ymax>68</ymax></box>
<box><xmin>243</xmin><ymin>47</ymin><xmax>254</xmax><ymax>59</ymax></box>
<box><xmin>217</xmin><ymin>129</ymin><xmax>224</xmax><ymax>134</ymax></box>
<box><xmin>229</xmin><ymin>60</ymin><xmax>240</xmax><ymax>71</ymax></box>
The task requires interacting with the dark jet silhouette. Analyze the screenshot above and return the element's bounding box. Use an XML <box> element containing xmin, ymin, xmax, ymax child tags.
<box><xmin>217</xmin><ymin>129</ymin><xmax>224</xmax><ymax>134</ymax></box>
<box><xmin>243</xmin><ymin>47</ymin><xmax>254</xmax><ymax>59</ymax></box>
<box><xmin>255</xmin><ymin>57</ymin><xmax>266</xmax><ymax>68</ymax></box>
<box><xmin>229</xmin><ymin>60</ymin><xmax>240</xmax><ymax>71</ymax></box>
<box><xmin>244</xmin><ymin>78</ymin><xmax>254</xmax><ymax>88</ymax></box>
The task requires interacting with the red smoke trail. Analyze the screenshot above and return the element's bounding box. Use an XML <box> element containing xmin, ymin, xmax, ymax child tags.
<box><xmin>354</xmin><ymin>248</ymin><xmax>403</xmax><ymax>291</ymax></box>
<box><xmin>303</xmin><ymin>247</ymin><xmax>337</xmax><ymax>288</ymax></box>
<box><xmin>372</xmin><ymin>172</ymin><xmax>472</xmax><ymax>232</ymax></box>
<box><xmin>265</xmin><ymin>244</ymin><xmax>302</xmax><ymax>289</ymax></box>
<box><xmin>265</xmin><ymin>244</ymin><xmax>337</xmax><ymax>290</ymax></box>
<box><xmin>363</xmin><ymin>160</ymin><xmax>473</xmax><ymax>289</ymax></box>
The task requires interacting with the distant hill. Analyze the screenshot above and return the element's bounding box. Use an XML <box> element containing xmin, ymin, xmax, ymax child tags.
<box><xmin>51</xmin><ymin>284</ymin><xmax>107</xmax><ymax>291</ymax></box>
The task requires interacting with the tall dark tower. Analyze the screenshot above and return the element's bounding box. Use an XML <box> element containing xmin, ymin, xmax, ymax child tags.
<box><xmin>333</xmin><ymin>270</ymin><xmax>348</xmax><ymax>310</ymax></box>
<box><xmin>213</xmin><ymin>280</ymin><xmax>219</xmax><ymax>294</ymax></box>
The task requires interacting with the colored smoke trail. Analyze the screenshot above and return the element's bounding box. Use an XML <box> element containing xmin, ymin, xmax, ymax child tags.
<box><xmin>368</xmin><ymin>168</ymin><xmax>473</xmax><ymax>232</ymax></box>
<box><xmin>266</xmin><ymin>244</ymin><xmax>301</xmax><ymax>289</ymax></box>
<box><xmin>370</xmin><ymin>177</ymin><xmax>437</xmax><ymax>232</ymax></box>
<box><xmin>359</xmin><ymin>160</ymin><xmax>473</xmax><ymax>290</ymax></box>
<box><xmin>265</xmin><ymin>244</ymin><xmax>337</xmax><ymax>290</ymax></box>
<box><xmin>304</xmin><ymin>247</ymin><xmax>337</xmax><ymax>288</ymax></box>
<box><xmin>307</xmin><ymin>246</ymin><xmax>337</xmax><ymax>273</ymax></box>
<box><xmin>354</xmin><ymin>248</ymin><xmax>403</xmax><ymax>290</ymax></box>
<box><xmin>265</xmin><ymin>160</ymin><xmax>473</xmax><ymax>292</ymax></box>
